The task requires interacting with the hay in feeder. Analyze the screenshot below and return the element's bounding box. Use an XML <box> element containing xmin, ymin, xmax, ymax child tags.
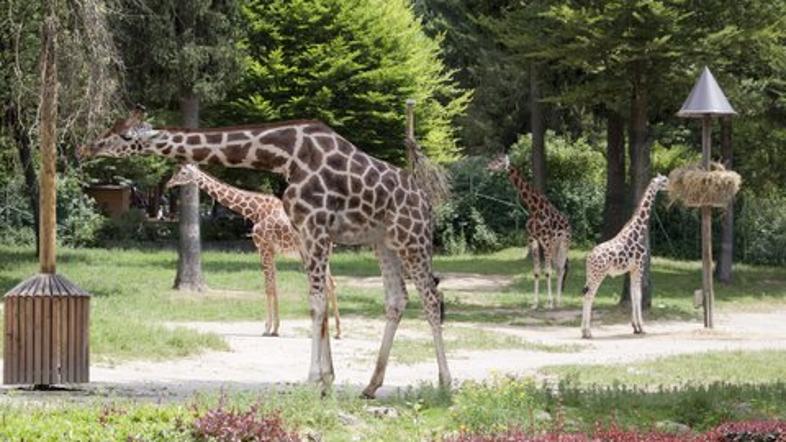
<box><xmin>405</xmin><ymin>137</ymin><xmax>451</xmax><ymax>207</ymax></box>
<box><xmin>667</xmin><ymin>161</ymin><xmax>741</xmax><ymax>208</ymax></box>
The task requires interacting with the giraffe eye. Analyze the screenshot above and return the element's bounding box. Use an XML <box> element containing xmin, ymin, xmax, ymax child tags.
<box><xmin>119</xmin><ymin>133</ymin><xmax>132</xmax><ymax>142</ymax></box>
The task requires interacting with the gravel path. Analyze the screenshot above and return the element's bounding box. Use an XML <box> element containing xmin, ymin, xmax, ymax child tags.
<box><xmin>76</xmin><ymin>308</ymin><xmax>786</xmax><ymax>400</ymax></box>
<box><xmin>2</xmin><ymin>272</ymin><xmax>785</xmax><ymax>401</ymax></box>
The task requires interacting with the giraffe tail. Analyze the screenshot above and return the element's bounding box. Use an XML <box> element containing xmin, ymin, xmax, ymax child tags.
<box><xmin>433</xmin><ymin>273</ymin><xmax>445</xmax><ymax>324</ymax></box>
<box><xmin>562</xmin><ymin>258</ymin><xmax>570</xmax><ymax>291</ymax></box>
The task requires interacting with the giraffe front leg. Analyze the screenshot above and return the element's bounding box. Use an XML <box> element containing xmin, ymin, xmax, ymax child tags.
<box><xmin>257</xmin><ymin>245</ymin><xmax>276</xmax><ymax>337</ymax></box>
<box><xmin>362</xmin><ymin>243</ymin><xmax>408</xmax><ymax>398</ymax></box>
<box><xmin>581</xmin><ymin>278</ymin><xmax>603</xmax><ymax>339</ymax></box>
<box><xmin>630</xmin><ymin>269</ymin><xmax>645</xmax><ymax>334</ymax></box>
<box><xmin>302</xmin><ymin>233</ymin><xmax>335</xmax><ymax>390</ymax></box>
<box><xmin>530</xmin><ymin>240</ymin><xmax>541</xmax><ymax>309</ymax></box>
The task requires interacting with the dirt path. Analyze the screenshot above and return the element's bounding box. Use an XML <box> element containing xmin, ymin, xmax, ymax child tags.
<box><xmin>74</xmin><ymin>308</ymin><xmax>786</xmax><ymax>400</ymax></box>
<box><xmin>3</xmin><ymin>273</ymin><xmax>785</xmax><ymax>401</ymax></box>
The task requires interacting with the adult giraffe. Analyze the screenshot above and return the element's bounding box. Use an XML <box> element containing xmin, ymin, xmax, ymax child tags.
<box><xmin>80</xmin><ymin>108</ymin><xmax>450</xmax><ymax>397</ymax></box>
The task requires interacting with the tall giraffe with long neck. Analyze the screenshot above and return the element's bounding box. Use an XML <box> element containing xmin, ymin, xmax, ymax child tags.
<box><xmin>581</xmin><ymin>175</ymin><xmax>669</xmax><ymax>339</ymax></box>
<box><xmin>80</xmin><ymin>108</ymin><xmax>450</xmax><ymax>397</ymax></box>
<box><xmin>488</xmin><ymin>154</ymin><xmax>571</xmax><ymax>308</ymax></box>
<box><xmin>165</xmin><ymin>163</ymin><xmax>341</xmax><ymax>338</ymax></box>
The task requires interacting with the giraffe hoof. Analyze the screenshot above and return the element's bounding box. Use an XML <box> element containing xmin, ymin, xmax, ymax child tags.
<box><xmin>634</xmin><ymin>329</ymin><xmax>646</xmax><ymax>335</ymax></box>
<box><xmin>581</xmin><ymin>331</ymin><xmax>592</xmax><ymax>339</ymax></box>
<box><xmin>262</xmin><ymin>332</ymin><xmax>279</xmax><ymax>337</ymax></box>
<box><xmin>334</xmin><ymin>334</ymin><xmax>342</xmax><ymax>340</ymax></box>
<box><xmin>360</xmin><ymin>388</ymin><xmax>376</xmax><ymax>399</ymax></box>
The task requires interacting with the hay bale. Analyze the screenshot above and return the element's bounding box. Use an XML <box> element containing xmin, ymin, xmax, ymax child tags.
<box><xmin>405</xmin><ymin>137</ymin><xmax>451</xmax><ymax>206</ymax></box>
<box><xmin>667</xmin><ymin>162</ymin><xmax>741</xmax><ymax>208</ymax></box>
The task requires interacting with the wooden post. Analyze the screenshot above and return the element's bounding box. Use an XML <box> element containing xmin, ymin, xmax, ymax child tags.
<box><xmin>701</xmin><ymin>116</ymin><xmax>714</xmax><ymax>328</ymax></box>
<box><xmin>405</xmin><ymin>99</ymin><xmax>415</xmax><ymax>171</ymax></box>
<box><xmin>39</xmin><ymin>13</ymin><xmax>58</xmax><ymax>274</ymax></box>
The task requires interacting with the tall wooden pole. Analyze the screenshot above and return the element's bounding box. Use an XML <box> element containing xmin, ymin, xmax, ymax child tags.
<box><xmin>701</xmin><ymin>116</ymin><xmax>714</xmax><ymax>328</ymax></box>
<box><xmin>405</xmin><ymin>99</ymin><xmax>415</xmax><ymax>171</ymax></box>
<box><xmin>39</xmin><ymin>8</ymin><xmax>59</xmax><ymax>274</ymax></box>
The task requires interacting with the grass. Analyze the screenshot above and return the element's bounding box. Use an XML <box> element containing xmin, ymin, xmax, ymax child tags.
<box><xmin>387</xmin><ymin>325</ymin><xmax>580</xmax><ymax>365</ymax></box>
<box><xmin>1</xmin><ymin>245</ymin><xmax>785</xmax><ymax>361</ymax></box>
<box><xmin>540</xmin><ymin>349</ymin><xmax>786</xmax><ymax>388</ymax></box>
<box><xmin>0</xmin><ymin>379</ymin><xmax>785</xmax><ymax>441</ymax></box>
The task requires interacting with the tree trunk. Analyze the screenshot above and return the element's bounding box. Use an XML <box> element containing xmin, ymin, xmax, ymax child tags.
<box><xmin>5</xmin><ymin>106</ymin><xmax>41</xmax><ymax>254</ymax></box>
<box><xmin>602</xmin><ymin>109</ymin><xmax>626</xmax><ymax>241</ymax></box>
<box><xmin>716</xmin><ymin>117</ymin><xmax>734</xmax><ymax>283</ymax></box>
<box><xmin>621</xmin><ymin>68</ymin><xmax>652</xmax><ymax>309</ymax></box>
<box><xmin>173</xmin><ymin>92</ymin><xmax>205</xmax><ymax>291</ymax></box>
<box><xmin>530</xmin><ymin>63</ymin><xmax>546</xmax><ymax>193</ymax></box>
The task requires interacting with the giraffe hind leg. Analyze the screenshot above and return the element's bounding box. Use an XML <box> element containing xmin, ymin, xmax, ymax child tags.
<box><xmin>630</xmin><ymin>269</ymin><xmax>645</xmax><ymax>334</ymax></box>
<box><xmin>258</xmin><ymin>243</ymin><xmax>278</xmax><ymax>337</ymax></box>
<box><xmin>530</xmin><ymin>240</ymin><xmax>541</xmax><ymax>309</ymax></box>
<box><xmin>326</xmin><ymin>264</ymin><xmax>341</xmax><ymax>339</ymax></box>
<box><xmin>555</xmin><ymin>238</ymin><xmax>569</xmax><ymax>308</ymax></box>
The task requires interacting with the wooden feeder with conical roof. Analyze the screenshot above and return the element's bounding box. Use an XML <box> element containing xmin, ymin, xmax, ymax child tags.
<box><xmin>3</xmin><ymin>10</ymin><xmax>90</xmax><ymax>386</ymax></box>
<box><xmin>676</xmin><ymin>66</ymin><xmax>739</xmax><ymax>329</ymax></box>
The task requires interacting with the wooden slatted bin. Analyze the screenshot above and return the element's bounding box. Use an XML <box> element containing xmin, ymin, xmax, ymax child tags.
<box><xmin>3</xmin><ymin>273</ymin><xmax>90</xmax><ymax>385</ymax></box>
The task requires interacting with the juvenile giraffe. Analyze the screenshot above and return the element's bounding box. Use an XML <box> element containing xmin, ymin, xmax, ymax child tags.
<box><xmin>488</xmin><ymin>154</ymin><xmax>571</xmax><ymax>308</ymax></box>
<box><xmin>581</xmin><ymin>174</ymin><xmax>669</xmax><ymax>339</ymax></box>
<box><xmin>165</xmin><ymin>163</ymin><xmax>341</xmax><ymax>338</ymax></box>
<box><xmin>80</xmin><ymin>108</ymin><xmax>450</xmax><ymax>397</ymax></box>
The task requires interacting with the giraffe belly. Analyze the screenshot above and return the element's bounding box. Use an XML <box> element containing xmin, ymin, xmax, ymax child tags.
<box><xmin>330</xmin><ymin>221</ymin><xmax>385</xmax><ymax>245</ymax></box>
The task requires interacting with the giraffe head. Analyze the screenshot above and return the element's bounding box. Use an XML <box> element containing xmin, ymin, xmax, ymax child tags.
<box><xmin>165</xmin><ymin>163</ymin><xmax>200</xmax><ymax>190</ymax></box>
<box><xmin>487</xmin><ymin>153</ymin><xmax>511</xmax><ymax>172</ymax></box>
<box><xmin>78</xmin><ymin>106</ymin><xmax>156</xmax><ymax>160</ymax></box>
<box><xmin>652</xmin><ymin>174</ymin><xmax>669</xmax><ymax>192</ymax></box>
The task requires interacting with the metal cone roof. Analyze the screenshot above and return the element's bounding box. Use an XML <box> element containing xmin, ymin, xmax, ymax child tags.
<box><xmin>677</xmin><ymin>66</ymin><xmax>736</xmax><ymax>118</ymax></box>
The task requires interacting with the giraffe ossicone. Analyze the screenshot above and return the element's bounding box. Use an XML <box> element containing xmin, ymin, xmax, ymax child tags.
<box><xmin>488</xmin><ymin>154</ymin><xmax>572</xmax><ymax>309</ymax></box>
<box><xmin>81</xmin><ymin>109</ymin><xmax>450</xmax><ymax>398</ymax></box>
<box><xmin>165</xmin><ymin>163</ymin><xmax>341</xmax><ymax>339</ymax></box>
<box><xmin>580</xmin><ymin>174</ymin><xmax>669</xmax><ymax>339</ymax></box>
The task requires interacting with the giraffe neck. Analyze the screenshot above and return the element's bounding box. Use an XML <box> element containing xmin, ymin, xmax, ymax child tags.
<box><xmin>141</xmin><ymin>121</ymin><xmax>324</xmax><ymax>177</ymax></box>
<box><xmin>508</xmin><ymin>166</ymin><xmax>547</xmax><ymax>212</ymax></box>
<box><xmin>188</xmin><ymin>168</ymin><xmax>277</xmax><ymax>223</ymax></box>
<box><xmin>624</xmin><ymin>180</ymin><xmax>662</xmax><ymax>236</ymax></box>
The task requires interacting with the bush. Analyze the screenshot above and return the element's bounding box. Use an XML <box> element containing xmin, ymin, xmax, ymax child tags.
<box><xmin>451</xmin><ymin>376</ymin><xmax>538</xmax><ymax>434</ymax></box>
<box><xmin>192</xmin><ymin>400</ymin><xmax>299</xmax><ymax>442</ymax></box>
<box><xmin>57</xmin><ymin>173</ymin><xmax>104</xmax><ymax>247</ymax></box>
<box><xmin>736</xmin><ymin>194</ymin><xmax>786</xmax><ymax>265</ymax></box>
<box><xmin>0</xmin><ymin>176</ymin><xmax>36</xmax><ymax>246</ymax></box>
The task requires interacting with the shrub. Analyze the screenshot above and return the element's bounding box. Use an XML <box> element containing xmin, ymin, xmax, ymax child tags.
<box><xmin>191</xmin><ymin>401</ymin><xmax>299</xmax><ymax>442</ymax></box>
<box><xmin>0</xmin><ymin>176</ymin><xmax>36</xmax><ymax>246</ymax></box>
<box><xmin>57</xmin><ymin>173</ymin><xmax>104</xmax><ymax>247</ymax></box>
<box><xmin>451</xmin><ymin>376</ymin><xmax>538</xmax><ymax>434</ymax></box>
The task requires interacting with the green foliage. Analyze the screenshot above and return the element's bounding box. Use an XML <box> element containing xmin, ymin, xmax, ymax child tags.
<box><xmin>737</xmin><ymin>194</ymin><xmax>786</xmax><ymax>265</ymax></box>
<box><xmin>510</xmin><ymin>132</ymin><xmax>605</xmax><ymax>246</ymax></box>
<box><xmin>230</xmin><ymin>0</ymin><xmax>469</xmax><ymax>164</ymax></box>
<box><xmin>95</xmin><ymin>209</ymin><xmax>177</xmax><ymax>245</ymax></box>
<box><xmin>436</xmin><ymin>204</ymin><xmax>500</xmax><ymax>255</ymax></box>
<box><xmin>56</xmin><ymin>173</ymin><xmax>104</xmax><ymax>247</ymax></box>
<box><xmin>0</xmin><ymin>176</ymin><xmax>35</xmax><ymax>246</ymax></box>
<box><xmin>452</xmin><ymin>376</ymin><xmax>538</xmax><ymax>433</ymax></box>
<box><xmin>112</xmin><ymin>0</ymin><xmax>244</xmax><ymax>106</ymax></box>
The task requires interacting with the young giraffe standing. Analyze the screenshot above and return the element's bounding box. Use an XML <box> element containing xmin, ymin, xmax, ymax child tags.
<box><xmin>165</xmin><ymin>163</ymin><xmax>341</xmax><ymax>338</ymax></box>
<box><xmin>581</xmin><ymin>175</ymin><xmax>669</xmax><ymax>339</ymax></box>
<box><xmin>80</xmin><ymin>108</ymin><xmax>450</xmax><ymax>397</ymax></box>
<box><xmin>488</xmin><ymin>154</ymin><xmax>571</xmax><ymax>308</ymax></box>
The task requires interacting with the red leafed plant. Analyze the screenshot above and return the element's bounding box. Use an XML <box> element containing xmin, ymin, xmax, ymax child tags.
<box><xmin>446</xmin><ymin>421</ymin><xmax>786</xmax><ymax>442</ymax></box>
<box><xmin>701</xmin><ymin>420</ymin><xmax>786</xmax><ymax>442</ymax></box>
<box><xmin>191</xmin><ymin>400</ymin><xmax>299</xmax><ymax>442</ymax></box>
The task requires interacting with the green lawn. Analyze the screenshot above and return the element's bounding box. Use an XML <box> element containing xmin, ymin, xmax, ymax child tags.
<box><xmin>1</xmin><ymin>245</ymin><xmax>785</xmax><ymax>361</ymax></box>
<box><xmin>541</xmin><ymin>349</ymin><xmax>786</xmax><ymax>387</ymax></box>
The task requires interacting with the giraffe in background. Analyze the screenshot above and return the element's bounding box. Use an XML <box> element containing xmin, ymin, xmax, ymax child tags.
<box><xmin>165</xmin><ymin>163</ymin><xmax>341</xmax><ymax>338</ymax></box>
<box><xmin>581</xmin><ymin>175</ymin><xmax>669</xmax><ymax>339</ymax></box>
<box><xmin>80</xmin><ymin>108</ymin><xmax>450</xmax><ymax>397</ymax></box>
<box><xmin>488</xmin><ymin>154</ymin><xmax>572</xmax><ymax>309</ymax></box>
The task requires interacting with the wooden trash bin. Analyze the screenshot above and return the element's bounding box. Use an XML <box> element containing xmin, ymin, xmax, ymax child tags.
<box><xmin>3</xmin><ymin>273</ymin><xmax>90</xmax><ymax>385</ymax></box>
